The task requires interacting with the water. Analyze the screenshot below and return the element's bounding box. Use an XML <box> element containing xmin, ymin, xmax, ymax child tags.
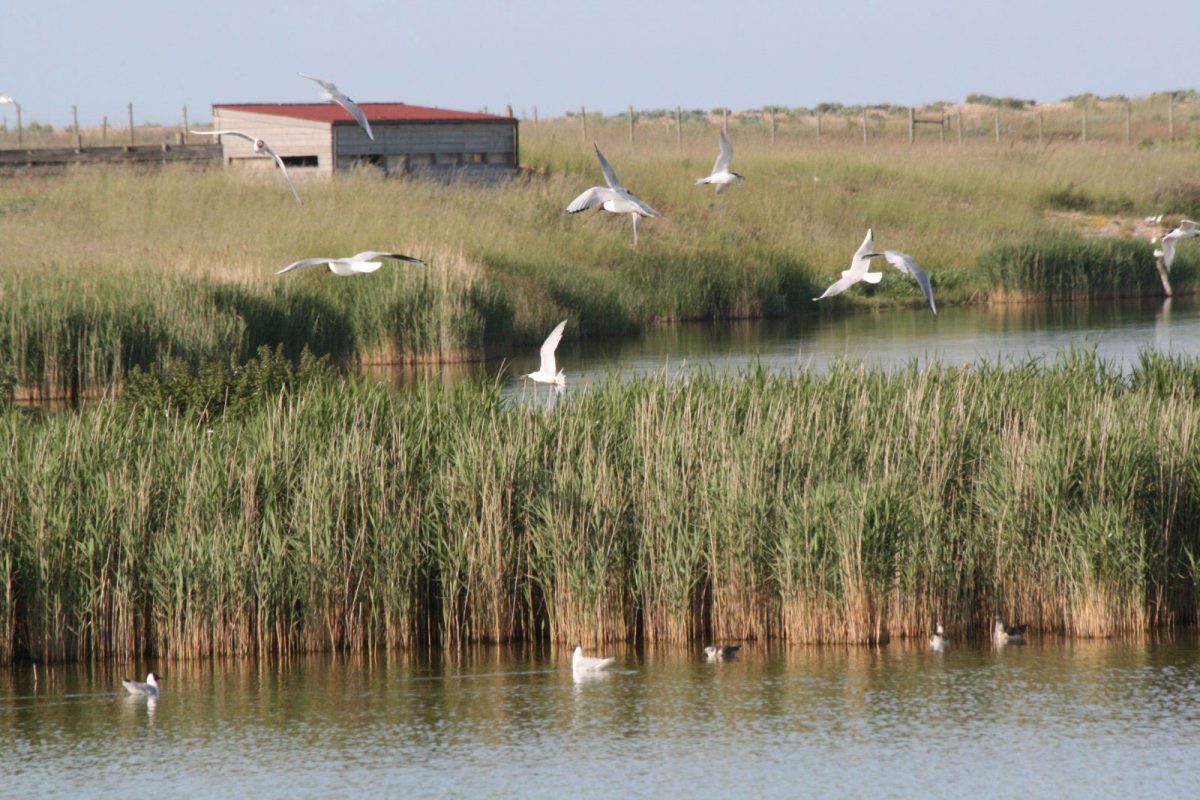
<box><xmin>379</xmin><ymin>297</ymin><xmax>1200</xmax><ymax>398</ymax></box>
<box><xmin>4</xmin><ymin>638</ymin><xmax>1200</xmax><ymax>798</ymax></box>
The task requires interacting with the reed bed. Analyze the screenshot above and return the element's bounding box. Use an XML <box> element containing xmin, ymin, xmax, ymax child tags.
<box><xmin>3</xmin><ymin>351</ymin><xmax>1200</xmax><ymax>664</ymax></box>
<box><xmin>2</xmin><ymin>133</ymin><xmax>1197</xmax><ymax>398</ymax></box>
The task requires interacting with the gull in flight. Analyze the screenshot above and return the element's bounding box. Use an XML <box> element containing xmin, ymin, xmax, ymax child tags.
<box><xmin>189</xmin><ymin>130</ymin><xmax>301</xmax><ymax>204</ymax></box>
<box><xmin>814</xmin><ymin>228</ymin><xmax>883</xmax><ymax>301</ymax></box>
<box><xmin>567</xmin><ymin>144</ymin><xmax>662</xmax><ymax>245</ymax></box>
<box><xmin>121</xmin><ymin>672</ymin><xmax>160</xmax><ymax>697</ymax></box>
<box><xmin>862</xmin><ymin>250</ymin><xmax>938</xmax><ymax>314</ymax></box>
<box><xmin>992</xmin><ymin>616</ymin><xmax>1027</xmax><ymax>646</ymax></box>
<box><xmin>276</xmin><ymin>251</ymin><xmax>427</xmax><ymax>276</ymax></box>
<box><xmin>704</xmin><ymin>645</ymin><xmax>741</xmax><ymax>662</ymax></box>
<box><xmin>572</xmin><ymin>645</ymin><xmax>615</xmax><ymax>673</ymax></box>
<box><xmin>928</xmin><ymin>623</ymin><xmax>951</xmax><ymax>651</ymax></box>
<box><xmin>298</xmin><ymin>73</ymin><xmax>374</xmax><ymax>141</ymax></box>
<box><xmin>695</xmin><ymin>129</ymin><xmax>743</xmax><ymax>194</ymax></box>
<box><xmin>1152</xmin><ymin>220</ymin><xmax>1198</xmax><ymax>296</ymax></box>
<box><xmin>523</xmin><ymin>319</ymin><xmax>568</xmax><ymax>389</ymax></box>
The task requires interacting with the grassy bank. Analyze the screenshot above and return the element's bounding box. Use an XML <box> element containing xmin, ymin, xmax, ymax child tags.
<box><xmin>2</xmin><ymin>133</ymin><xmax>1198</xmax><ymax>398</ymax></box>
<box><xmin>2</xmin><ymin>352</ymin><xmax>1199</xmax><ymax>663</ymax></box>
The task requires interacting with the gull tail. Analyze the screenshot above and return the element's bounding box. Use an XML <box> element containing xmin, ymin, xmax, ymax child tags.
<box><xmin>694</xmin><ymin>177</ymin><xmax>710</xmax><ymax>185</ymax></box>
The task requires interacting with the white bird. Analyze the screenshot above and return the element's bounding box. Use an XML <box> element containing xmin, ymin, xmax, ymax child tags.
<box><xmin>567</xmin><ymin>144</ymin><xmax>662</xmax><ymax>245</ymax></box>
<box><xmin>189</xmin><ymin>130</ymin><xmax>301</xmax><ymax>204</ymax></box>
<box><xmin>929</xmin><ymin>623</ymin><xmax>950</xmax><ymax>651</ymax></box>
<box><xmin>276</xmin><ymin>251</ymin><xmax>426</xmax><ymax>276</ymax></box>
<box><xmin>523</xmin><ymin>319</ymin><xmax>567</xmax><ymax>389</ymax></box>
<box><xmin>572</xmin><ymin>645</ymin><xmax>615</xmax><ymax>672</ymax></box>
<box><xmin>814</xmin><ymin>228</ymin><xmax>883</xmax><ymax>301</ymax></box>
<box><xmin>862</xmin><ymin>250</ymin><xmax>937</xmax><ymax>314</ymax></box>
<box><xmin>695</xmin><ymin>129</ymin><xmax>743</xmax><ymax>194</ymax></box>
<box><xmin>298</xmin><ymin>73</ymin><xmax>374</xmax><ymax>141</ymax></box>
<box><xmin>1144</xmin><ymin>214</ymin><xmax>1163</xmax><ymax>225</ymax></box>
<box><xmin>121</xmin><ymin>672</ymin><xmax>160</xmax><ymax>696</ymax></box>
<box><xmin>704</xmin><ymin>645</ymin><xmax>741</xmax><ymax>662</ymax></box>
<box><xmin>1154</xmin><ymin>219</ymin><xmax>1199</xmax><ymax>269</ymax></box>
<box><xmin>0</xmin><ymin>94</ymin><xmax>17</xmax><ymax>107</ymax></box>
<box><xmin>993</xmin><ymin>616</ymin><xmax>1027</xmax><ymax>646</ymax></box>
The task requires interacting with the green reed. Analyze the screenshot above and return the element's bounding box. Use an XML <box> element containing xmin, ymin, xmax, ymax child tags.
<box><xmin>2</xmin><ymin>351</ymin><xmax>1199</xmax><ymax>663</ymax></box>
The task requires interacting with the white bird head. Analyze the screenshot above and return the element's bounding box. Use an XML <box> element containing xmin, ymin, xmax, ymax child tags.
<box><xmin>146</xmin><ymin>672</ymin><xmax>160</xmax><ymax>687</ymax></box>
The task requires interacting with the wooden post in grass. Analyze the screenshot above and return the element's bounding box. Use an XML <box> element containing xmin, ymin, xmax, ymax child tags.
<box><xmin>908</xmin><ymin>107</ymin><xmax>914</xmax><ymax>145</ymax></box>
<box><xmin>128</xmin><ymin>102</ymin><xmax>134</xmax><ymax>145</ymax></box>
<box><xmin>533</xmin><ymin>106</ymin><xmax>538</xmax><ymax>128</ymax></box>
<box><xmin>940</xmin><ymin>113</ymin><xmax>946</xmax><ymax>145</ymax></box>
<box><xmin>676</xmin><ymin>106</ymin><xmax>682</xmax><ymax>148</ymax></box>
<box><xmin>1124</xmin><ymin>102</ymin><xmax>1131</xmax><ymax>145</ymax></box>
<box><xmin>770</xmin><ymin>108</ymin><xmax>776</xmax><ymax>145</ymax></box>
<box><xmin>861</xmin><ymin>108</ymin><xmax>867</xmax><ymax>144</ymax></box>
<box><xmin>72</xmin><ymin>105</ymin><xmax>81</xmax><ymax>150</ymax></box>
<box><xmin>993</xmin><ymin>108</ymin><xmax>1000</xmax><ymax>144</ymax></box>
<box><xmin>580</xmin><ymin>106</ymin><xmax>587</xmax><ymax>142</ymax></box>
<box><xmin>956</xmin><ymin>112</ymin><xmax>963</xmax><ymax>144</ymax></box>
<box><xmin>182</xmin><ymin>106</ymin><xmax>189</xmax><ymax>145</ymax></box>
<box><xmin>816</xmin><ymin>108</ymin><xmax>822</xmax><ymax>144</ymax></box>
<box><xmin>628</xmin><ymin>104</ymin><xmax>634</xmax><ymax>146</ymax></box>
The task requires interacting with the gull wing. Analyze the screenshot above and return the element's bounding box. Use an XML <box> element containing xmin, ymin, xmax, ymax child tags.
<box><xmin>593</xmin><ymin>144</ymin><xmax>623</xmax><ymax>190</ymax></box>
<box><xmin>258</xmin><ymin>142</ymin><xmax>302</xmax><ymax>205</ymax></box>
<box><xmin>842</xmin><ymin>228</ymin><xmax>876</xmax><ymax>278</ymax></box>
<box><xmin>1157</xmin><ymin>236</ymin><xmax>1178</xmax><ymax>268</ymax></box>
<box><xmin>299</xmin><ymin>73</ymin><xmax>374</xmax><ymax>140</ymax></box>
<box><xmin>626</xmin><ymin>192</ymin><xmax>662</xmax><ymax>218</ymax></box>
<box><xmin>276</xmin><ymin>258</ymin><xmax>334</xmax><ymax>275</ymax></box>
<box><xmin>712</xmin><ymin>129</ymin><xmax>733</xmax><ymax>174</ymax></box>
<box><xmin>567</xmin><ymin>186</ymin><xmax>617</xmax><ymax>213</ymax></box>
<box><xmin>814</xmin><ymin>275</ymin><xmax>856</xmax><ymax>301</ymax></box>
<box><xmin>189</xmin><ymin>129</ymin><xmax>256</xmax><ymax>144</ymax></box>
<box><xmin>883</xmin><ymin>251</ymin><xmax>937</xmax><ymax>314</ymax></box>
<box><xmin>538</xmin><ymin>319</ymin><xmax>568</xmax><ymax>375</ymax></box>
<box><xmin>1176</xmin><ymin>219</ymin><xmax>1198</xmax><ymax>235</ymax></box>
<box><xmin>350</xmin><ymin>251</ymin><xmax>427</xmax><ymax>266</ymax></box>
<box><xmin>297</xmin><ymin>72</ymin><xmax>339</xmax><ymax>95</ymax></box>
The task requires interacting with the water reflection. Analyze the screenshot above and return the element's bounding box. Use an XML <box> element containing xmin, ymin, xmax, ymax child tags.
<box><xmin>375</xmin><ymin>297</ymin><xmax>1200</xmax><ymax>400</ymax></box>
<box><xmin>2</xmin><ymin>637</ymin><xmax>1198</xmax><ymax>797</ymax></box>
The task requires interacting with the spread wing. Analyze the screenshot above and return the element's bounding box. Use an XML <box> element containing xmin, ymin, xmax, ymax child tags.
<box><xmin>593</xmin><ymin>144</ymin><xmax>623</xmax><ymax>190</ymax></box>
<box><xmin>259</xmin><ymin>142</ymin><xmax>302</xmax><ymax>205</ymax></box>
<box><xmin>712</xmin><ymin>129</ymin><xmax>733</xmax><ymax>174</ymax></box>
<box><xmin>276</xmin><ymin>258</ymin><xmax>333</xmax><ymax>275</ymax></box>
<box><xmin>1156</xmin><ymin>236</ymin><xmax>1177</xmax><ymax>268</ymax></box>
<box><xmin>297</xmin><ymin>72</ymin><xmax>338</xmax><ymax>95</ymax></box>
<box><xmin>1177</xmin><ymin>219</ymin><xmax>1198</xmax><ymax>235</ymax></box>
<box><xmin>332</xmin><ymin>94</ymin><xmax>374</xmax><ymax>141</ymax></box>
<box><xmin>350</xmin><ymin>251</ymin><xmax>427</xmax><ymax>266</ymax></box>
<box><xmin>625</xmin><ymin>192</ymin><xmax>662</xmax><ymax>218</ymax></box>
<box><xmin>539</xmin><ymin>319</ymin><xmax>568</xmax><ymax>375</ymax></box>
<box><xmin>189</xmin><ymin>129</ymin><xmax>255</xmax><ymax>144</ymax></box>
<box><xmin>567</xmin><ymin>186</ymin><xmax>616</xmax><ymax>213</ymax></box>
<box><xmin>814</xmin><ymin>275</ymin><xmax>856</xmax><ymax>301</ymax></box>
<box><xmin>883</xmin><ymin>251</ymin><xmax>936</xmax><ymax>314</ymax></box>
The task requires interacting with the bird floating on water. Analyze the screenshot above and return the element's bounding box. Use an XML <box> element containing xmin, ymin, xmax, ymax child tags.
<box><xmin>862</xmin><ymin>250</ymin><xmax>938</xmax><ymax>314</ymax></box>
<box><xmin>695</xmin><ymin>129</ymin><xmax>743</xmax><ymax>194</ymax></box>
<box><xmin>523</xmin><ymin>319</ymin><xmax>568</xmax><ymax>390</ymax></box>
<box><xmin>567</xmin><ymin>144</ymin><xmax>662</xmax><ymax>245</ymax></box>
<box><xmin>298</xmin><ymin>73</ymin><xmax>374</xmax><ymax>141</ymax></box>
<box><xmin>276</xmin><ymin>251</ymin><xmax>426</xmax><ymax>276</ymax></box>
<box><xmin>929</xmin><ymin>623</ymin><xmax>950</xmax><ymax>651</ymax></box>
<box><xmin>572</xmin><ymin>645</ymin><xmax>615</xmax><ymax>672</ymax></box>
<box><xmin>814</xmin><ymin>228</ymin><xmax>883</xmax><ymax>301</ymax></box>
<box><xmin>189</xmin><ymin>130</ymin><xmax>302</xmax><ymax>204</ymax></box>
<box><xmin>704</xmin><ymin>645</ymin><xmax>741</xmax><ymax>662</ymax></box>
<box><xmin>121</xmin><ymin>672</ymin><xmax>160</xmax><ymax>697</ymax></box>
<box><xmin>993</xmin><ymin>616</ymin><xmax>1027</xmax><ymax>646</ymax></box>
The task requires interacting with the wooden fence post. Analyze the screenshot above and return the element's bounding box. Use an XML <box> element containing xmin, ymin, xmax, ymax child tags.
<box><xmin>940</xmin><ymin>113</ymin><xmax>946</xmax><ymax>145</ymax></box>
<box><xmin>1037</xmin><ymin>110</ymin><xmax>1043</xmax><ymax>146</ymax></box>
<box><xmin>1081</xmin><ymin>105</ymin><xmax>1088</xmax><ymax>143</ymax></box>
<box><xmin>816</xmin><ymin>109</ymin><xmax>822</xmax><ymax>144</ymax></box>
<box><xmin>580</xmin><ymin>105</ymin><xmax>587</xmax><ymax>142</ymax></box>
<box><xmin>1168</xmin><ymin>95</ymin><xmax>1175</xmax><ymax>140</ymax></box>
<box><xmin>770</xmin><ymin>108</ymin><xmax>776</xmax><ymax>145</ymax></box>
<box><xmin>628</xmin><ymin>104</ymin><xmax>634</xmax><ymax>145</ymax></box>
<box><xmin>676</xmin><ymin>106</ymin><xmax>682</xmax><ymax>149</ymax></box>
<box><xmin>993</xmin><ymin>108</ymin><xmax>1000</xmax><ymax>144</ymax></box>
<box><xmin>72</xmin><ymin>105</ymin><xmax>81</xmax><ymax>150</ymax></box>
<box><xmin>908</xmin><ymin>107</ymin><xmax>914</xmax><ymax>145</ymax></box>
<box><xmin>128</xmin><ymin>102</ymin><xmax>134</xmax><ymax>145</ymax></box>
<box><xmin>102</xmin><ymin>115</ymin><xmax>107</xmax><ymax>143</ymax></box>
<box><xmin>956</xmin><ymin>112</ymin><xmax>963</xmax><ymax>145</ymax></box>
<box><xmin>861</xmin><ymin>108</ymin><xmax>867</xmax><ymax>144</ymax></box>
<box><xmin>1124</xmin><ymin>102</ymin><xmax>1131</xmax><ymax>145</ymax></box>
<box><xmin>182</xmin><ymin>106</ymin><xmax>189</xmax><ymax>145</ymax></box>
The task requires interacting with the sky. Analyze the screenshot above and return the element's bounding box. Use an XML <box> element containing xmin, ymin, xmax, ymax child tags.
<box><xmin>2</xmin><ymin>0</ymin><xmax>1197</xmax><ymax>128</ymax></box>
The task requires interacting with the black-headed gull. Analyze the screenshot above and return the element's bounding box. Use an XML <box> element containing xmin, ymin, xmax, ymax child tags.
<box><xmin>814</xmin><ymin>228</ymin><xmax>883</xmax><ymax>301</ymax></box>
<box><xmin>571</xmin><ymin>645</ymin><xmax>615</xmax><ymax>672</ymax></box>
<box><xmin>298</xmin><ymin>73</ymin><xmax>374</xmax><ymax>141</ymax></box>
<box><xmin>567</xmin><ymin>144</ymin><xmax>661</xmax><ymax>245</ymax></box>
<box><xmin>1154</xmin><ymin>219</ymin><xmax>1198</xmax><ymax>270</ymax></box>
<box><xmin>276</xmin><ymin>251</ymin><xmax>426</xmax><ymax>276</ymax></box>
<box><xmin>121</xmin><ymin>672</ymin><xmax>160</xmax><ymax>696</ymax></box>
<box><xmin>189</xmin><ymin>130</ymin><xmax>301</xmax><ymax>204</ymax></box>
<box><xmin>704</xmin><ymin>645</ymin><xmax>741</xmax><ymax>661</ymax></box>
<box><xmin>523</xmin><ymin>319</ymin><xmax>567</xmax><ymax>389</ymax></box>
<box><xmin>695</xmin><ymin>129</ymin><xmax>743</xmax><ymax>194</ymax></box>
<box><xmin>993</xmin><ymin>616</ymin><xmax>1027</xmax><ymax>646</ymax></box>
<box><xmin>929</xmin><ymin>623</ymin><xmax>950</xmax><ymax>651</ymax></box>
<box><xmin>862</xmin><ymin>250</ymin><xmax>937</xmax><ymax>314</ymax></box>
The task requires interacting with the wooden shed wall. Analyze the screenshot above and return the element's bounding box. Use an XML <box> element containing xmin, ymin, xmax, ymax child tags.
<box><xmin>211</xmin><ymin>109</ymin><xmax>333</xmax><ymax>173</ymax></box>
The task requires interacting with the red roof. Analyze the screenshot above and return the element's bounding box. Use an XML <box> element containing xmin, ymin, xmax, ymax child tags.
<box><xmin>213</xmin><ymin>102</ymin><xmax>511</xmax><ymax>124</ymax></box>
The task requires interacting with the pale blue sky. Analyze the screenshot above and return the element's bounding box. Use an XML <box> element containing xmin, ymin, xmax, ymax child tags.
<box><xmin>2</xmin><ymin>0</ymin><xmax>1196</xmax><ymax>127</ymax></box>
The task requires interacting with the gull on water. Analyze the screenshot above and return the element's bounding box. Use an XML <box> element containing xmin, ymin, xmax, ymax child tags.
<box><xmin>189</xmin><ymin>130</ymin><xmax>301</xmax><ymax>204</ymax></box>
<box><xmin>993</xmin><ymin>616</ymin><xmax>1027</xmax><ymax>646</ymax></box>
<box><xmin>704</xmin><ymin>645</ymin><xmax>741</xmax><ymax>662</ymax></box>
<box><xmin>298</xmin><ymin>73</ymin><xmax>374</xmax><ymax>141</ymax></box>
<box><xmin>523</xmin><ymin>319</ymin><xmax>567</xmax><ymax>389</ymax></box>
<box><xmin>121</xmin><ymin>672</ymin><xmax>160</xmax><ymax>696</ymax></box>
<box><xmin>572</xmin><ymin>645</ymin><xmax>615</xmax><ymax>672</ymax></box>
<box><xmin>862</xmin><ymin>249</ymin><xmax>938</xmax><ymax>314</ymax></box>
<box><xmin>276</xmin><ymin>251</ymin><xmax>426</xmax><ymax>276</ymax></box>
<box><xmin>814</xmin><ymin>228</ymin><xmax>883</xmax><ymax>301</ymax></box>
<box><xmin>929</xmin><ymin>623</ymin><xmax>950</xmax><ymax>651</ymax></box>
<box><xmin>567</xmin><ymin>144</ymin><xmax>662</xmax><ymax>245</ymax></box>
<box><xmin>695</xmin><ymin>129</ymin><xmax>743</xmax><ymax>194</ymax></box>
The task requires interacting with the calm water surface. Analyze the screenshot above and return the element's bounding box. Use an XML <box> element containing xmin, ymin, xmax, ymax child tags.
<box><xmin>382</xmin><ymin>297</ymin><xmax>1200</xmax><ymax>398</ymax></box>
<box><xmin>3</xmin><ymin>638</ymin><xmax>1199</xmax><ymax>798</ymax></box>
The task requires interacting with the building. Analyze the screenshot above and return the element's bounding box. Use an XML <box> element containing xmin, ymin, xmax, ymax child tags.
<box><xmin>210</xmin><ymin>102</ymin><xmax>518</xmax><ymax>181</ymax></box>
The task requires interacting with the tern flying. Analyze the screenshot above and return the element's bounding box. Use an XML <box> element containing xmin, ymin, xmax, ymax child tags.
<box><xmin>694</xmin><ymin>129</ymin><xmax>743</xmax><ymax>193</ymax></box>
<box><xmin>298</xmin><ymin>73</ymin><xmax>374</xmax><ymax>141</ymax></box>
<box><xmin>523</xmin><ymin>319</ymin><xmax>567</xmax><ymax>389</ymax></box>
<box><xmin>567</xmin><ymin>144</ymin><xmax>662</xmax><ymax>245</ymax></box>
<box><xmin>189</xmin><ymin>130</ymin><xmax>301</xmax><ymax>204</ymax></box>
<box><xmin>862</xmin><ymin>250</ymin><xmax>938</xmax><ymax>314</ymax></box>
<box><xmin>276</xmin><ymin>251</ymin><xmax>426</xmax><ymax>276</ymax></box>
<box><xmin>814</xmin><ymin>229</ymin><xmax>883</xmax><ymax>301</ymax></box>
<box><xmin>1154</xmin><ymin>219</ymin><xmax>1199</xmax><ymax>269</ymax></box>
